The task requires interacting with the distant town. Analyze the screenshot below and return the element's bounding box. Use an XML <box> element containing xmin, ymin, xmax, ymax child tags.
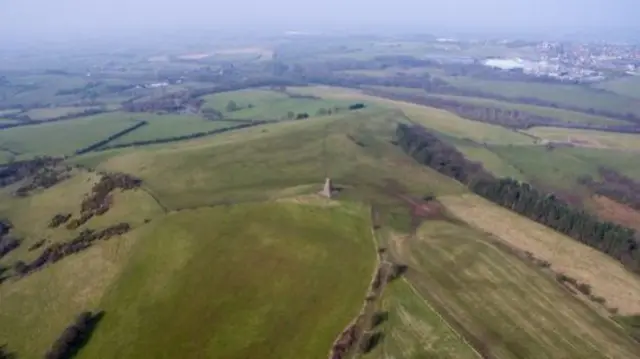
<box><xmin>473</xmin><ymin>40</ymin><xmax>640</xmax><ymax>82</ymax></box>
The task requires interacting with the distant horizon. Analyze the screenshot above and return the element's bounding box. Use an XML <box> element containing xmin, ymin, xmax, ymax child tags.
<box><xmin>1</xmin><ymin>0</ymin><xmax>638</xmax><ymax>44</ymax></box>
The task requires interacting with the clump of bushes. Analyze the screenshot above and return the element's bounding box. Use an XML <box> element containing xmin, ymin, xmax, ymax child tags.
<box><xmin>0</xmin><ymin>344</ymin><xmax>15</xmax><ymax>359</ymax></box>
<box><xmin>0</xmin><ymin>220</ymin><xmax>20</xmax><ymax>260</ymax></box>
<box><xmin>15</xmin><ymin>223</ymin><xmax>131</xmax><ymax>277</ymax></box>
<box><xmin>28</xmin><ymin>239</ymin><xmax>47</xmax><ymax>252</ymax></box>
<box><xmin>348</xmin><ymin>103</ymin><xmax>366</xmax><ymax>111</ymax></box>
<box><xmin>49</xmin><ymin>213</ymin><xmax>72</xmax><ymax>228</ymax></box>
<box><xmin>65</xmin><ymin>173</ymin><xmax>141</xmax><ymax>230</ymax></box>
<box><xmin>388</xmin><ymin>263</ymin><xmax>408</xmax><ymax>282</ymax></box>
<box><xmin>0</xmin><ymin>236</ymin><xmax>20</xmax><ymax>260</ymax></box>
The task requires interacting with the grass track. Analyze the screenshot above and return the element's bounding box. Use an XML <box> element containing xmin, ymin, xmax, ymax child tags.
<box><xmin>364</xmin><ymin>279</ymin><xmax>479</xmax><ymax>359</ymax></box>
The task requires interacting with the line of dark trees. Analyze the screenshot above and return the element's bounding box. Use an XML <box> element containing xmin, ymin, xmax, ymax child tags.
<box><xmin>0</xmin><ymin>157</ymin><xmax>63</xmax><ymax>188</ymax></box>
<box><xmin>395</xmin><ymin>123</ymin><xmax>640</xmax><ymax>272</ymax></box>
<box><xmin>45</xmin><ymin>311</ymin><xmax>104</xmax><ymax>359</ymax></box>
<box><xmin>66</xmin><ymin>173</ymin><xmax>141</xmax><ymax>230</ymax></box>
<box><xmin>75</xmin><ymin>121</ymin><xmax>148</xmax><ymax>155</ymax></box>
<box><xmin>13</xmin><ymin>223</ymin><xmax>131</xmax><ymax>277</ymax></box>
<box><xmin>579</xmin><ymin>168</ymin><xmax>640</xmax><ymax>210</ymax></box>
<box><xmin>0</xmin><ymin>108</ymin><xmax>109</xmax><ymax>130</ymax></box>
<box><xmin>363</xmin><ymin>88</ymin><xmax>640</xmax><ymax>133</ymax></box>
<box><xmin>0</xmin><ymin>236</ymin><xmax>20</xmax><ymax>260</ymax></box>
<box><xmin>0</xmin><ymin>219</ymin><xmax>20</xmax><ymax>260</ymax></box>
<box><xmin>15</xmin><ymin>165</ymin><xmax>73</xmax><ymax>197</ymax></box>
<box><xmin>49</xmin><ymin>214</ymin><xmax>72</xmax><ymax>228</ymax></box>
<box><xmin>96</xmin><ymin>121</ymin><xmax>267</xmax><ymax>151</ymax></box>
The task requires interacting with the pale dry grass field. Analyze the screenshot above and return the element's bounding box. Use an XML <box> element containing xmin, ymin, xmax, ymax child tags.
<box><xmin>440</xmin><ymin>193</ymin><xmax>640</xmax><ymax>315</ymax></box>
<box><xmin>587</xmin><ymin>195</ymin><xmax>640</xmax><ymax>232</ymax></box>
<box><xmin>526</xmin><ymin>126</ymin><xmax>640</xmax><ymax>151</ymax></box>
<box><xmin>386</xmin><ymin>221</ymin><xmax>640</xmax><ymax>359</ymax></box>
<box><xmin>289</xmin><ymin>86</ymin><xmax>535</xmax><ymax>145</ymax></box>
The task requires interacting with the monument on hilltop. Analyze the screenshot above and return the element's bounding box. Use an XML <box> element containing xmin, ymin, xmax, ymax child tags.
<box><xmin>320</xmin><ymin>177</ymin><xmax>334</xmax><ymax>198</ymax></box>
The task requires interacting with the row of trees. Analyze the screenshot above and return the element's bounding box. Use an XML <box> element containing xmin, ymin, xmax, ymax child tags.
<box><xmin>75</xmin><ymin>120</ymin><xmax>148</xmax><ymax>154</ymax></box>
<box><xmin>0</xmin><ymin>218</ymin><xmax>19</xmax><ymax>263</ymax></box>
<box><xmin>65</xmin><ymin>173</ymin><xmax>141</xmax><ymax>230</ymax></box>
<box><xmin>395</xmin><ymin>123</ymin><xmax>640</xmax><ymax>272</ymax></box>
<box><xmin>15</xmin><ymin>166</ymin><xmax>73</xmax><ymax>197</ymax></box>
<box><xmin>0</xmin><ymin>108</ymin><xmax>108</xmax><ymax>130</ymax></box>
<box><xmin>579</xmin><ymin>168</ymin><xmax>640</xmax><ymax>210</ymax></box>
<box><xmin>97</xmin><ymin>121</ymin><xmax>267</xmax><ymax>151</ymax></box>
<box><xmin>0</xmin><ymin>236</ymin><xmax>20</xmax><ymax>260</ymax></box>
<box><xmin>14</xmin><ymin>223</ymin><xmax>131</xmax><ymax>277</ymax></box>
<box><xmin>472</xmin><ymin>178</ymin><xmax>639</xmax><ymax>270</ymax></box>
<box><xmin>49</xmin><ymin>213</ymin><xmax>72</xmax><ymax>228</ymax></box>
<box><xmin>45</xmin><ymin>311</ymin><xmax>104</xmax><ymax>359</ymax></box>
<box><xmin>395</xmin><ymin>123</ymin><xmax>492</xmax><ymax>184</ymax></box>
<box><xmin>0</xmin><ymin>157</ymin><xmax>63</xmax><ymax>188</ymax></box>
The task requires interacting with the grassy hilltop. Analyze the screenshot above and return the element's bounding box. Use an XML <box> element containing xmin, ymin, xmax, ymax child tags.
<box><xmin>1</xmin><ymin>83</ymin><xmax>640</xmax><ymax>359</ymax></box>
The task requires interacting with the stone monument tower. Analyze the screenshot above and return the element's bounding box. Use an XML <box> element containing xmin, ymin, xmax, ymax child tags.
<box><xmin>321</xmin><ymin>177</ymin><xmax>334</xmax><ymax>198</ymax></box>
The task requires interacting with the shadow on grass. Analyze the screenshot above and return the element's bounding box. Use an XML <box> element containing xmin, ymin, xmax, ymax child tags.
<box><xmin>361</xmin><ymin>331</ymin><xmax>385</xmax><ymax>354</ymax></box>
<box><xmin>371</xmin><ymin>311</ymin><xmax>389</xmax><ymax>328</ymax></box>
<box><xmin>46</xmin><ymin>311</ymin><xmax>105</xmax><ymax>359</ymax></box>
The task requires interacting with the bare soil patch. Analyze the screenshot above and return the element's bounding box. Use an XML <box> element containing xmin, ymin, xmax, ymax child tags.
<box><xmin>568</xmin><ymin>135</ymin><xmax>603</xmax><ymax>148</ymax></box>
<box><xmin>589</xmin><ymin>195</ymin><xmax>640</xmax><ymax>232</ymax></box>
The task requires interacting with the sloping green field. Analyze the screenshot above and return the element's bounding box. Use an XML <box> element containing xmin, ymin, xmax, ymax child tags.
<box><xmin>105</xmin><ymin>114</ymin><xmax>240</xmax><ymax>146</ymax></box>
<box><xmin>3</xmin><ymin>89</ymin><xmax>640</xmax><ymax>359</ymax></box>
<box><xmin>288</xmin><ymin>86</ymin><xmax>536</xmax><ymax>145</ymax></box>
<box><xmin>77</xmin><ymin>202</ymin><xmax>375</xmax><ymax>359</ymax></box>
<box><xmin>424</xmin><ymin>93</ymin><xmax>629</xmax><ymax>126</ymax></box>
<box><xmin>201</xmin><ymin>88</ymin><xmax>363</xmax><ymax>121</ymax></box>
<box><xmin>440</xmin><ymin>76</ymin><xmax>640</xmax><ymax>117</ymax></box>
<box><xmin>594</xmin><ymin>76</ymin><xmax>640</xmax><ymax>99</ymax></box>
<box><xmin>0</xmin><ymin>112</ymin><xmax>136</xmax><ymax>156</ymax></box>
<box><xmin>95</xmin><ymin>109</ymin><xmax>464</xmax><ymax>209</ymax></box>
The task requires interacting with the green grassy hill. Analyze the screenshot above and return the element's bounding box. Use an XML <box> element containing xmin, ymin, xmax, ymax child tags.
<box><xmin>3</xmin><ymin>87</ymin><xmax>640</xmax><ymax>359</ymax></box>
<box><xmin>201</xmin><ymin>89</ymin><xmax>365</xmax><ymax>121</ymax></box>
<box><xmin>77</xmin><ymin>202</ymin><xmax>374</xmax><ymax>359</ymax></box>
<box><xmin>0</xmin><ymin>112</ymin><xmax>137</xmax><ymax>158</ymax></box>
<box><xmin>93</xmin><ymin>109</ymin><xmax>464</xmax><ymax>210</ymax></box>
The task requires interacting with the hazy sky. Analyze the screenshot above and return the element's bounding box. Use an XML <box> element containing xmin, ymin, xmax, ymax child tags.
<box><xmin>0</xmin><ymin>0</ymin><xmax>637</xmax><ymax>38</ymax></box>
